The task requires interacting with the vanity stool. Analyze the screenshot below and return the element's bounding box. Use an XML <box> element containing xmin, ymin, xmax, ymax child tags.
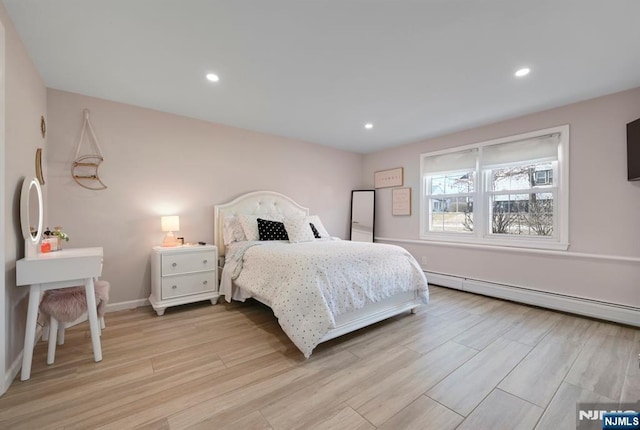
<box><xmin>39</xmin><ymin>280</ymin><xmax>110</xmax><ymax>365</ymax></box>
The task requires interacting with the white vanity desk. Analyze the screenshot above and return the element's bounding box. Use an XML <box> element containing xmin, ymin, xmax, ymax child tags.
<box><xmin>16</xmin><ymin>247</ymin><xmax>104</xmax><ymax>381</ymax></box>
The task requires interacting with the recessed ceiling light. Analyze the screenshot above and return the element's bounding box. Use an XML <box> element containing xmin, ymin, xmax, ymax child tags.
<box><xmin>514</xmin><ymin>68</ymin><xmax>530</xmax><ymax>77</ymax></box>
<box><xmin>364</xmin><ymin>123</ymin><xmax>373</xmax><ymax>129</ymax></box>
<box><xmin>206</xmin><ymin>73</ymin><xmax>219</xmax><ymax>82</ymax></box>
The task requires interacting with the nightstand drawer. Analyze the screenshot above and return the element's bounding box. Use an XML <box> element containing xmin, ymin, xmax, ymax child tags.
<box><xmin>161</xmin><ymin>271</ymin><xmax>215</xmax><ymax>299</ymax></box>
<box><xmin>161</xmin><ymin>251</ymin><xmax>216</xmax><ymax>275</ymax></box>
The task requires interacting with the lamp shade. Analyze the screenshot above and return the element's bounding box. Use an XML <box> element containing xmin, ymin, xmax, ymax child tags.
<box><xmin>161</xmin><ymin>215</ymin><xmax>180</xmax><ymax>232</ymax></box>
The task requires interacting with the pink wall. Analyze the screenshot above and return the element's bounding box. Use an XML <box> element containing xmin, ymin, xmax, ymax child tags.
<box><xmin>0</xmin><ymin>2</ymin><xmax>47</xmax><ymax>387</ymax></box>
<box><xmin>46</xmin><ymin>89</ymin><xmax>364</xmax><ymax>305</ymax></box>
<box><xmin>363</xmin><ymin>87</ymin><xmax>640</xmax><ymax>307</ymax></box>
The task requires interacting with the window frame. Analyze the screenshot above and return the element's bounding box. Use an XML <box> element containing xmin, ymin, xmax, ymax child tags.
<box><xmin>419</xmin><ymin>125</ymin><xmax>569</xmax><ymax>251</ymax></box>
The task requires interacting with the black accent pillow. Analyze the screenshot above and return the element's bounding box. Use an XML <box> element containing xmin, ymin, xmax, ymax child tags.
<box><xmin>309</xmin><ymin>223</ymin><xmax>321</xmax><ymax>239</ymax></box>
<box><xmin>257</xmin><ymin>218</ymin><xmax>289</xmax><ymax>241</ymax></box>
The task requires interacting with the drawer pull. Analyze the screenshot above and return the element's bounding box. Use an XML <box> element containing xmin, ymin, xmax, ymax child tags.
<box><xmin>203</xmin><ymin>280</ymin><xmax>208</xmax><ymax>285</ymax></box>
<box><xmin>203</xmin><ymin>259</ymin><xmax>208</xmax><ymax>264</ymax></box>
<box><xmin>172</xmin><ymin>262</ymin><xmax>177</xmax><ymax>267</ymax></box>
<box><xmin>172</xmin><ymin>285</ymin><xmax>177</xmax><ymax>289</ymax></box>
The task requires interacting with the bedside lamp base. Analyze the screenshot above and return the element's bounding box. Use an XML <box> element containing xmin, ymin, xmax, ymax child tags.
<box><xmin>161</xmin><ymin>231</ymin><xmax>178</xmax><ymax>247</ymax></box>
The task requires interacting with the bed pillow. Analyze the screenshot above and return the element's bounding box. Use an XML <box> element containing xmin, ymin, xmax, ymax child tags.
<box><xmin>306</xmin><ymin>215</ymin><xmax>330</xmax><ymax>238</ymax></box>
<box><xmin>239</xmin><ymin>214</ymin><xmax>259</xmax><ymax>241</ymax></box>
<box><xmin>309</xmin><ymin>223</ymin><xmax>321</xmax><ymax>239</ymax></box>
<box><xmin>284</xmin><ymin>218</ymin><xmax>316</xmax><ymax>243</ymax></box>
<box><xmin>239</xmin><ymin>214</ymin><xmax>283</xmax><ymax>241</ymax></box>
<box><xmin>257</xmin><ymin>218</ymin><xmax>289</xmax><ymax>241</ymax></box>
<box><xmin>222</xmin><ymin>214</ymin><xmax>247</xmax><ymax>245</ymax></box>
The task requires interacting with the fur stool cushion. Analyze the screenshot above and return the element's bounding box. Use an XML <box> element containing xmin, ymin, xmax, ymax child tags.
<box><xmin>39</xmin><ymin>280</ymin><xmax>110</xmax><ymax>323</ymax></box>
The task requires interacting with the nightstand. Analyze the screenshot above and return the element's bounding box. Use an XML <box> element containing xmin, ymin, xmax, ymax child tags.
<box><xmin>149</xmin><ymin>245</ymin><xmax>219</xmax><ymax>316</ymax></box>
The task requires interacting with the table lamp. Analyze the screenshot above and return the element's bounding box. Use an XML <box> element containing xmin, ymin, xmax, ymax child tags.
<box><xmin>161</xmin><ymin>215</ymin><xmax>180</xmax><ymax>247</ymax></box>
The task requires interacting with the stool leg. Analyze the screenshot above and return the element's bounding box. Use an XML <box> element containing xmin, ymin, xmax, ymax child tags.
<box><xmin>57</xmin><ymin>323</ymin><xmax>65</xmax><ymax>345</ymax></box>
<box><xmin>47</xmin><ymin>317</ymin><xmax>59</xmax><ymax>365</ymax></box>
<box><xmin>84</xmin><ymin>278</ymin><xmax>103</xmax><ymax>362</ymax></box>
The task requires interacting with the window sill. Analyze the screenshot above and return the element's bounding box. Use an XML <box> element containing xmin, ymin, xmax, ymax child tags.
<box><xmin>377</xmin><ymin>237</ymin><xmax>640</xmax><ymax>264</ymax></box>
<box><xmin>418</xmin><ymin>234</ymin><xmax>569</xmax><ymax>251</ymax></box>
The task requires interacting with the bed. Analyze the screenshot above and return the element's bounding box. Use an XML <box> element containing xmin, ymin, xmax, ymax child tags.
<box><xmin>214</xmin><ymin>190</ymin><xmax>429</xmax><ymax>357</ymax></box>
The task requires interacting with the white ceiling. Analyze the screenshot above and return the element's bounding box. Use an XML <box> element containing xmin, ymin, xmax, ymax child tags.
<box><xmin>4</xmin><ymin>0</ymin><xmax>640</xmax><ymax>154</ymax></box>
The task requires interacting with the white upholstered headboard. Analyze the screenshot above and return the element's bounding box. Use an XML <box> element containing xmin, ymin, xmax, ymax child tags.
<box><xmin>214</xmin><ymin>190</ymin><xmax>309</xmax><ymax>256</ymax></box>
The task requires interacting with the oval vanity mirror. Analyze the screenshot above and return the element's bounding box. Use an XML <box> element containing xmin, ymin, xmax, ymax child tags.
<box><xmin>20</xmin><ymin>177</ymin><xmax>43</xmax><ymax>257</ymax></box>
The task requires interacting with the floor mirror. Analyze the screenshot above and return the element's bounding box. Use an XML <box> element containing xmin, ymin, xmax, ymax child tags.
<box><xmin>350</xmin><ymin>190</ymin><xmax>375</xmax><ymax>242</ymax></box>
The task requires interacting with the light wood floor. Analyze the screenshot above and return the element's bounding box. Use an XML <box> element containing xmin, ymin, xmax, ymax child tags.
<box><xmin>1</xmin><ymin>285</ymin><xmax>638</xmax><ymax>430</ymax></box>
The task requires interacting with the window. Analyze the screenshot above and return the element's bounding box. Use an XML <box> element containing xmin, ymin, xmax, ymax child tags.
<box><xmin>420</xmin><ymin>126</ymin><xmax>569</xmax><ymax>250</ymax></box>
<box><xmin>534</xmin><ymin>169</ymin><xmax>553</xmax><ymax>186</ymax></box>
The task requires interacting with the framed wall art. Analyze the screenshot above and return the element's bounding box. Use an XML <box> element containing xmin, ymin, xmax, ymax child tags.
<box><xmin>392</xmin><ymin>187</ymin><xmax>411</xmax><ymax>216</ymax></box>
<box><xmin>374</xmin><ymin>167</ymin><xmax>403</xmax><ymax>188</ymax></box>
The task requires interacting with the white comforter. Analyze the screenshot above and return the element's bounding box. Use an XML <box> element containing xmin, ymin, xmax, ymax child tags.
<box><xmin>221</xmin><ymin>240</ymin><xmax>429</xmax><ymax>357</ymax></box>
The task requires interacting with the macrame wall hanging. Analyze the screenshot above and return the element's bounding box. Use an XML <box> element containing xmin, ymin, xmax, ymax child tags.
<box><xmin>71</xmin><ymin>109</ymin><xmax>107</xmax><ymax>190</ymax></box>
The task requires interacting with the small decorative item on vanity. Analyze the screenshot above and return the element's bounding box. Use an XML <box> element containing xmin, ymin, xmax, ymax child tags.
<box><xmin>40</xmin><ymin>241</ymin><xmax>51</xmax><ymax>253</ymax></box>
<box><xmin>43</xmin><ymin>226</ymin><xmax>69</xmax><ymax>251</ymax></box>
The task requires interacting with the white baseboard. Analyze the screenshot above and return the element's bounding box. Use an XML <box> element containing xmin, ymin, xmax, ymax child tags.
<box><xmin>427</xmin><ymin>272</ymin><xmax>464</xmax><ymax>290</ymax></box>
<box><xmin>4</xmin><ymin>325</ymin><xmax>42</xmax><ymax>392</ymax></box>
<box><xmin>4</xmin><ymin>351</ymin><xmax>23</xmax><ymax>394</ymax></box>
<box><xmin>106</xmin><ymin>298</ymin><xmax>149</xmax><ymax>313</ymax></box>
<box><xmin>425</xmin><ymin>271</ymin><xmax>640</xmax><ymax>327</ymax></box>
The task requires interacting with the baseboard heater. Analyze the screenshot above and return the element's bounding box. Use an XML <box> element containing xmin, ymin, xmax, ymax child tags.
<box><xmin>425</xmin><ymin>271</ymin><xmax>640</xmax><ymax>327</ymax></box>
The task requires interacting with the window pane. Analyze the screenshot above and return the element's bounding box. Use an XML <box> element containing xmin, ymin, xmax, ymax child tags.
<box><xmin>431</xmin><ymin>198</ymin><xmax>446</xmax><ymax>214</ymax></box>
<box><xmin>430</xmin><ymin>176</ymin><xmax>445</xmax><ymax>195</ymax></box>
<box><xmin>490</xmin><ymin>193</ymin><xmax>553</xmax><ymax>236</ymax></box>
<box><xmin>431</xmin><ymin>209</ymin><xmax>444</xmax><ymax>232</ymax></box>
<box><xmin>491</xmin><ymin>162</ymin><xmax>553</xmax><ymax>191</ymax></box>
<box><xmin>430</xmin><ymin>172</ymin><xmax>474</xmax><ymax>195</ymax></box>
<box><xmin>430</xmin><ymin>197</ymin><xmax>473</xmax><ymax>232</ymax></box>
